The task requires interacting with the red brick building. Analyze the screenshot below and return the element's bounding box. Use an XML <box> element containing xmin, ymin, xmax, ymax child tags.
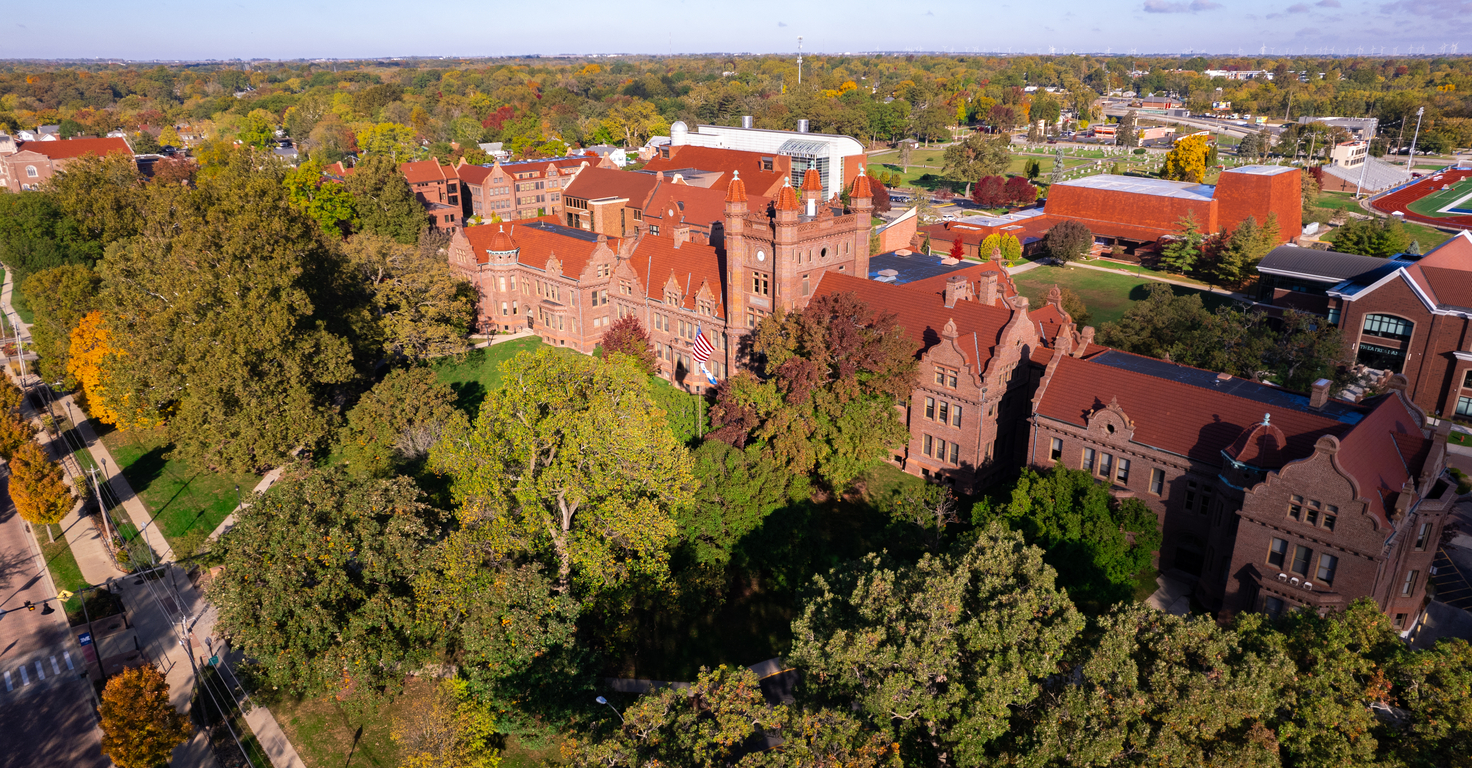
<box><xmin>1258</xmin><ymin>232</ymin><xmax>1472</xmax><ymax>420</ymax></box>
<box><xmin>400</xmin><ymin>158</ymin><xmax>462</xmax><ymax>232</ymax></box>
<box><xmin>916</xmin><ymin>165</ymin><xmax>1303</xmax><ymax>257</ymax></box>
<box><xmin>0</xmin><ymin>137</ymin><xmax>133</xmax><ymax>192</ymax></box>
<box><xmin>642</xmin><ymin>145</ymin><xmax>792</xmax><ymax>197</ymax></box>
<box><xmin>448</xmin><ymin>168</ymin><xmax>877</xmax><ymax>388</ymax></box>
<box><xmin>1028</xmin><ymin>348</ymin><xmax>1454</xmax><ymax>628</ymax></box>
<box><xmin>454</xmin><ymin>156</ymin><xmax>591</xmax><ymax>222</ymax></box>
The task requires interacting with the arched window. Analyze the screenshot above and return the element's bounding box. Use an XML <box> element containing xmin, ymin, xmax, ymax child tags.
<box><xmin>25</xmin><ymin>165</ymin><xmax>38</xmax><ymax>178</ymax></box>
<box><xmin>1357</xmin><ymin>314</ymin><xmax>1414</xmax><ymax>372</ymax></box>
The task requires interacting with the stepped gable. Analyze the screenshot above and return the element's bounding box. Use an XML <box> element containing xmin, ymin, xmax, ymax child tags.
<box><xmin>628</xmin><ymin>234</ymin><xmax>726</xmax><ymax>319</ymax></box>
<box><xmin>810</xmin><ymin>271</ymin><xmax>1016</xmax><ymax>372</ymax></box>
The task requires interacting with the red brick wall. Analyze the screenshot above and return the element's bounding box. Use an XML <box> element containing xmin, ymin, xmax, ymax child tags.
<box><xmin>1338</xmin><ymin>274</ymin><xmax>1469</xmax><ymax>415</ymax></box>
<box><xmin>1044</xmin><ymin>185</ymin><xmax>1216</xmax><ymax>234</ymax></box>
<box><xmin>1214</xmin><ymin>169</ymin><xmax>1302</xmax><ymax>243</ymax></box>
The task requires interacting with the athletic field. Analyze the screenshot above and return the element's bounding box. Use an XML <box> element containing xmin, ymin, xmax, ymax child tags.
<box><xmin>1405</xmin><ymin>171</ymin><xmax>1472</xmax><ymax>217</ymax></box>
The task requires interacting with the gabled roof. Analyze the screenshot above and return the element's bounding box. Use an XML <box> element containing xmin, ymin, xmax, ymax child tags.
<box><xmin>562</xmin><ymin>167</ymin><xmax>662</xmax><ymax>207</ymax></box>
<box><xmin>456</xmin><ymin>163</ymin><xmax>494</xmax><ymax>186</ymax></box>
<box><xmin>1402</xmin><ymin>232</ymin><xmax>1472</xmax><ymax>310</ymax></box>
<box><xmin>400</xmin><ymin>159</ymin><xmax>454</xmax><ymax>184</ymax></box>
<box><xmin>811</xmin><ymin>271</ymin><xmax>1016</xmax><ymax>373</ymax></box>
<box><xmin>628</xmin><ymin>234</ymin><xmax>727</xmax><ymax>319</ymax></box>
<box><xmin>644</xmin><ymin>182</ymin><xmax>768</xmax><ymax>230</ymax></box>
<box><xmin>642</xmin><ymin>146</ymin><xmax>788</xmax><ymax>194</ymax></box>
<box><xmin>1333</xmin><ymin>392</ymin><xmax>1432</xmax><ymax>527</ymax></box>
<box><xmin>14</xmin><ymin>137</ymin><xmax>131</xmax><ymax>160</ymax></box>
<box><xmin>461</xmin><ymin>218</ymin><xmax>615</xmax><ymax>278</ymax></box>
<box><xmin>1034</xmin><ymin>350</ymin><xmax>1361</xmax><ymax>466</ymax></box>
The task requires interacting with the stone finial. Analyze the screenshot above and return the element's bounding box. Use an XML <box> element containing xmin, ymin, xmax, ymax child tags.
<box><xmin>942</xmin><ymin>318</ymin><xmax>959</xmax><ymax>339</ymax></box>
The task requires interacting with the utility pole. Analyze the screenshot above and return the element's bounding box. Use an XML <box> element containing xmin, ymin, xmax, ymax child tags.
<box><xmin>1406</xmin><ymin>106</ymin><xmax>1425</xmax><ymax>171</ymax></box>
<box><xmin>89</xmin><ymin>467</ymin><xmax>111</xmax><ymax>543</ymax></box>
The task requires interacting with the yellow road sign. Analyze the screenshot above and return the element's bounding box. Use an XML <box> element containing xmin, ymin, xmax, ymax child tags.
<box><xmin>57</xmin><ymin>590</ymin><xmax>74</xmax><ymax>601</ymax></box>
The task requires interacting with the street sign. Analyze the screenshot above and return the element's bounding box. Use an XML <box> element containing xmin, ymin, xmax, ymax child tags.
<box><xmin>208</xmin><ymin>655</ymin><xmax>219</xmax><ymax>667</ymax></box>
<box><xmin>78</xmin><ymin>632</ymin><xmax>93</xmax><ymax>646</ymax></box>
<box><xmin>57</xmin><ymin>590</ymin><xmax>74</xmax><ymax>601</ymax></box>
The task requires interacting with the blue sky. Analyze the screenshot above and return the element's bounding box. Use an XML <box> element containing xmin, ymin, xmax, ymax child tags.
<box><xmin>6</xmin><ymin>0</ymin><xmax>1467</xmax><ymax>60</ymax></box>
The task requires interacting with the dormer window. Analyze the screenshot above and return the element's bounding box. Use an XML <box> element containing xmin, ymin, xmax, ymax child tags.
<box><xmin>665</xmin><ymin>290</ymin><xmax>679</xmax><ymax>306</ymax></box>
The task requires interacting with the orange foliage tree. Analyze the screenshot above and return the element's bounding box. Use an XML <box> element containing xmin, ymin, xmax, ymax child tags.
<box><xmin>10</xmin><ymin>441</ymin><xmax>71</xmax><ymax>529</ymax></box>
<box><xmin>67</xmin><ymin>310</ymin><xmax>127</xmax><ymax>427</ymax></box>
<box><xmin>99</xmin><ymin>665</ymin><xmax>193</xmax><ymax>768</ymax></box>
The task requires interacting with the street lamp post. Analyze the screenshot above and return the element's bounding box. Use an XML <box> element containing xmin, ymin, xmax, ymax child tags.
<box><xmin>595</xmin><ymin>696</ymin><xmax>625</xmax><ymax>724</ymax></box>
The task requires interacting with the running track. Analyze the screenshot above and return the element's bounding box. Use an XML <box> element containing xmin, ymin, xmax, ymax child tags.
<box><xmin>1371</xmin><ymin>167</ymin><xmax>1472</xmax><ymax>230</ymax></box>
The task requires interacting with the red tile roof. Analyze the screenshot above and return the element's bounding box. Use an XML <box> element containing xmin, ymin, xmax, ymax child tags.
<box><xmin>629</xmin><ymin>234</ymin><xmax>727</xmax><ymax>319</ymax></box>
<box><xmin>642</xmin><ymin>146</ymin><xmax>788</xmax><ymax>195</ymax></box>
<box><xmin>15</xmin><ymin>137</ymin><xmax>131</xmax><ymax>160</ymax></box>
<box><xmin>1334</xmin><ymin>394</ymin><xmax>1431</xmax><ymax>528</ymax></box>
<box><xmin>400</xmin><ymin>159</ymin><xmax>453</xmax><ymax>184</ymax></box>
<box><xmin>775</xmin><ymin>179</ymin><xmax>802</xmax><ymax>212</ymax></box>
<box><xmin>1224</xmin><ymin>420</ymin><xmax>1288</xmax><ymax>467</ymax></box>
<box><xmin>725</xmin><ymin>172</ymin><xmax>747</xmax><ymax>203</ymax></box>
<box><xmin>801</xmin><ymin>168</ymin><xmax>823</xmax><ymax>192</ymax></box>
<box><xmin>456</xmin><ymin>163</ymin><xmax>493</xmax><ymax>186</ymax></box>
<box><xmin>852</xmin><ymin>168</ymin><xmax>873</xmax><ymax>199</ymax></box>
<box><xmin>1403</xmin><ymin>233</ymin><xmax>1472</xmax><ymax>309</ymax></box>
<box><xmin>461</xmin><ymin>218</ymin><xmax>615</xmax><ymax>278</ymax></box>
<box><xmin>812</xmin><ymin>271</ymin><xmax>1016</xmax><ymax>372</ymax></box>
<box><xmin>1035</xmin><ymin>352</ymin><xmax>1353</xmax><ymax>466</ymax></box>
<box><xmin>645</xmin><ymin>182</ymin><xmax>768</xmax><ymax>230</ymax></box>
<box><xmin>900</xmin><ymin>261</ymin><xmax>1018</xmax><ymax>302</ymax></box>
<box><xmin>562</xmin><ymin>167</ymin><xmax>662</xmax><ymax>207</ymax></box>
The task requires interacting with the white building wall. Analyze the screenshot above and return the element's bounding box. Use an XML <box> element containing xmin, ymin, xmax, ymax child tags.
<box><xmin>670</xmin><ymin>122</ymin><xmax>865</xmax><ymax>200</ymax></box>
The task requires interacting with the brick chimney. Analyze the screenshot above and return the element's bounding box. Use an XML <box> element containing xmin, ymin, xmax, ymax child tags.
<box><xmin>944</xmin><ymin>275</ymin><xmax>972</xmax><ymax>308</ymax></box>
<box><xmin>1309</xmin><ymin>378</ymin><xmax>1331</xmax><ymax>409</ymax></box>
<box><xmin>673</xmin><ymin>224</ymin><xmax>690</xmax><ymax>248</ymax></box>
<box><xmin>976</xmin><ymin>272</ymin><xmax>998</xmax><ymax>306</ymax></box>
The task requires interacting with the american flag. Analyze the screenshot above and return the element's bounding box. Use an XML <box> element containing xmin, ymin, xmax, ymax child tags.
<box><xmin>691</xmin><ymin>326</ymin><xmax>715</xmax><ymax>364</ymax></box>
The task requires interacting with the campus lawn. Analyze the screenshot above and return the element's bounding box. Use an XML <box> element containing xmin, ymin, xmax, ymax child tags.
<box><xmin>9</xmin><ymin>272</ymin><xmax>33</xmax><ymax>324</ymax></box>
<box><xmin>39</xmin><ymin>522</ymin><xmax>87</xmax><ymax>614</ymax></box>
<box><xmin>429</xmin><ymin>335</ymin><xmax>548</xmax><ymax>417</ymax></box>
<box><xmin>269</xmin><ymin>677</ymin><xmax>561</xmax><ymax>768</ymax></box>
<box><xmin>1012</xmin><ymin>265</ymin><xmax>1241</xmax><ymax>327</ymax></box>
<box><xmin>1072</xmin><ymin>257</ymin><xmax>1213</xmax><ymax>288</ymax></box>
<box><xmin>96</xmin><ymin>425</ymin><xmax>260</xmax><ymax>558</ymax></box>
<box><xmin>430</xmin><ymin>334</ymin><xmax>709</xmax><ymax>443</ymax></box>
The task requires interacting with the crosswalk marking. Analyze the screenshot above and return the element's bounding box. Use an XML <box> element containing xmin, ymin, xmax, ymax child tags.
<box><xmin>3</xmin><ymin>671</ymin><xmax>10</xmax><ymax>691</ymax></box>
<box><xmin>50</xmin><ymin>656</ymin><xmax>60</xmax><ymax>675</ymax></box>
<box><xmin>63</xmin><ymin>652</ymin><xmax>73</xmax><ymax>670</ymax></box>
<box><xmin>34</xmin><ymin>661</ymin><xmax>43</xmax><ymax>680</ymax></box>
<box><xmin>19</xmin><ymin>665</ymin><xmax>28</xmax><ymax>685</ymax></box>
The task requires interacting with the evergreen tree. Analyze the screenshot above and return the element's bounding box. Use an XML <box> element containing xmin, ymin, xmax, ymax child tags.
<box><xmin>1160</xmin><ymin>211</ymin><xmax>1206</xmax><ymax>274</ymax></box>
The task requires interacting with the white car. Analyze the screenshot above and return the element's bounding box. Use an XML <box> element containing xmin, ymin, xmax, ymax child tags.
<box><xmin>942</xmin><ymin>214</ymin><xmax>957</xmax><ymax>221</ymax></box>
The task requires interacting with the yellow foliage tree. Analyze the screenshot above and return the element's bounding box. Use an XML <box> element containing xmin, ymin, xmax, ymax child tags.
<box><xmin>99</xmin><ymin>665</ymin><xmax>193</xmax><ymax>768</ymax></box>
<box><xmin>0</xmin><ymin>414</ymin><xmax>34</xmax><ymax>461</ymax></box>
<box><xmin>10</xmin><ymin>441</ymin><xmax>71</xmax><ymax>528</ymax></box>
<box><xmin>393</xmin><ymin>678</ymin><xmax>500</xmax><ymax>768</ymax></box>
<box><xmin>67</xmin><ymin>311</ymin><xmax>128</xmax><ymax>427</ymax></box>
<box><xmin>1162</xmin><ymin>134</ymin><xmax>1211</xmax><ymax>183</ymax></box>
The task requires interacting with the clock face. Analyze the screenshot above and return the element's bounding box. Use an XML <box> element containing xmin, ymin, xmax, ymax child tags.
<box><xmin>756</xmin><ymin>250</ymin><xmax>766</xmax><ymax>262</ymax></box>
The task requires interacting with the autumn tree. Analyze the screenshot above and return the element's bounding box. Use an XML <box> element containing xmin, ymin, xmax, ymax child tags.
<box><xmin>942</xmin><ymin>132</ymin><xmax>1011</xmax><ymax>184</ymax></box>
<box><xmin>10</xmin><ymin>441</ymin><xmax>72</xmax><ymax>533</ymax></box>
<box><xmin>430</xmin><ymin>349</ymin><xmax>695</xmax><ymax>594</ymax></box>
<box><xmin>66</xmin><ymin>310</ymin><xmax>131</xmax><ymax>428</ymax></box>
<box><xmin>1162</xmin><ymin>134</ymin><xmax>1212</xmax><ymax>183</ymax></box>
<box><xmin>284</xmin><ymin>159</ymin><xmax>356</xmax><ymax>235</ymax></box>
<box><xmin>338</xmin><ymin>367</ymin><xmax>468</xmax><ymax>479</ymax></box>
<box><xmin>22</xmin><ymin>264</ymin><xmax>99</xmax><ymax>386</ymax></box>
<box><xmin>98</xmin><ymin>665</ymin><xmax>193</xmax><ymax>768</ymax></box>
<box><xmin>209</xmin><ymin>468</ymin><xmax>445</xmax><ymax>701</ymax></box>
<box><xmin>0</xmin><ymin>409</ymin><xmax>34</xmax><ymax>461</ymax></box>
<box><xmin>346</xmin><ymin>155</ymin><xmax>428</xmax><ymax>244</ymax></box>
<box><xmin>948</xmin><ymin>236</ymin><xmax>966</xmax><ymax>260</ymax></box>
<box><xmin>971</xmin><ymin>175</ymin><xmax>1007</xmax><ymax>207</ymax></box>
<box><xmin>598</xmin><ymin>315</ymin><xmax>658</xmax><ymax>376</ymax></box>
<box><xmin>709</xmin><ymin>292</ymin><xmax>917</xmax><ymax>489</ymax></box>
<box><xmin>1015</xmin><ymin>605</ymin><xmax>1292</xmax><ymax>766</ymax></box>
<box><xmin>1042</xmin><ymin>219</ymin><xmax>1093</xmax><ymax>263</ymax></box>
<box><xmin>392</xmin><ymin>678</ymin><xmax>501</xmax><ymax>768</ymax></box>
<box><xmin>97</xmin><ymin>151</ymin><xmax>362</xmax><ymax>471</ymax></box>
<box><xmin>339</xmin><ymin>233</ymin><xmax>475</xmax><ymax>361</ymax></box>
<box><xmin>789</xmin><ymin>523</ymin><xmax>1084</xmax><ymax>766</ymax></box>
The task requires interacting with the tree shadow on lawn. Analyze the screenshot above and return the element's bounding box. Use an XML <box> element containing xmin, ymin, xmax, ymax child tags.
<box><xmin>450</xmin><ymin>380</ymin><xmax>487</xmax><ymax>421</ymax></box>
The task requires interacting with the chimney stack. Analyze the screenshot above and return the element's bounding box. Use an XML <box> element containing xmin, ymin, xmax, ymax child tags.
<box><xmin>796</xmin><ymin>119</ymin><xmax>810</xmax><ymax>133</ymax></box>
<box><xmin>944</xmin><ymin>275</ymin><xmax>973</xmax><ymax>308</ymax></box>
<box><xmin>1309</xmin><ymin>378</ymin><xmax>1331</xmax><ymax>409</ymax></box>
<box><xmin>976</xmin><ymin>272</ymin><xmax>998</xmax><ymax>306</ymax></box>
<box><xmin>741</xmin><ymin>115</ymin><xmax>754</xmax><ymax>128</ymax></box>
<box><xmin>673</xmin><ymin>225</ymin><xmax>690</xmax><ymax>248</ymax></box>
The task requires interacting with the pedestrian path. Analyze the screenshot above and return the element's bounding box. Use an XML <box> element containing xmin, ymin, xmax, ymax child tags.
<box><xmin>0</xmin><ymin>649</ymin><xmax>81</xmax><ymax>698</ymax></box>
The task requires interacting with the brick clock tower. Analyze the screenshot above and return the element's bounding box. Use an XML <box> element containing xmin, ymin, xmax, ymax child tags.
<box><xmin>722</xmin><ymin>168</ymin><xmax>873</xmax><ymax>349</ymax></box>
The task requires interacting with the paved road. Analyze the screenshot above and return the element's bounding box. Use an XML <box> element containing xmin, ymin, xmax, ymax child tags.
<box><xmin>0</xmin><ymin>476</ymin><xmax>108</xmax><ymax>767</ymax></box>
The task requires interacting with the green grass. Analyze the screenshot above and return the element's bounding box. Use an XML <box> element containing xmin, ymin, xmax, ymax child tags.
<box><xmin>97</xmin><ymin>425</ymin><xmax>259</xmax><ymax>558</ymax></box>
<box><xmin>1449</xmin><ymin>430</ymin><xmax>1472</xmax><ymax>447</ymax></box>
<box><xmin>430</xmin><ymin>335</ymin><xmax>548</xmax><ymax>417</ymax></box>
<box><xmin>39</xmin><ymin>522</ymin><xmax>88</xmax><ymax>616</ymax></box>
<box><xmin>1074</xmin><ymin>257</ymin><xmax>1213</xmax><ymax>288</ymax></box>
<box><xmin>1013</xmin><ymin>265</ymin><xmax>1242</xmax><ymax>327</ymax></box>
<box><xmin>9</xmin><ymin>271</ymin><xmax>33</xmax><ymax>324</ymax></box>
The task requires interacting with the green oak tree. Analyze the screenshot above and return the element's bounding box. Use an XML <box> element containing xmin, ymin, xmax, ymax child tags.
<box><xmin>339</xmin><ymin>233</ymin><xmax>475</xmax><ymax>362</ymax></box>
<box><xmin>21</xmin><ymin>263</ymin><xmax>99</xmax><ymax>386</ymax></box>
<box><xmin>941</xmin><ymin>132</ymin><xmax>1012</xmax><ymax>185</ymax></box>
<box><xmin>337</xmin><ymin>367</ymin><xmax>468</xmax><ymax>479</ymax></box>
<box><xmin>789</xmin><ymin>523</ymin><xmax>1084</xmax><ymax>766</ymax></box>
<box><xmin>209</xmin><ymin>468</ymin><xmax>445</xmax><ymax>702</ymax></box>
<box><xmin>346</xmin><ymin>155</ymin><xmax>428</xmax><ymax>244</ymax></box>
